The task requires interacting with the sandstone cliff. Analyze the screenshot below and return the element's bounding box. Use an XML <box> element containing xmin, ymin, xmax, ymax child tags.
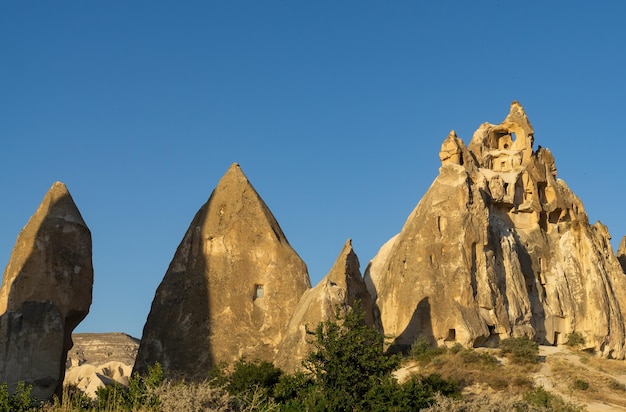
<box><xmin>275</xmin><ymin>239</ymin><xmax>375</xmax><ymax>372</ymax></box>
<box><xmin>366</xmin><ymin>102</ymin><xmax>626</xmax><ymax>358</ymax></box>
<box><xmin>134</xmin><ymin>163</ymin><xmax>311</xmax><ymax>378</ymax></box>
<box><xmin>0</xmin><ymin>182</ymin><xmax>93</xmax><ymax>399</ymax></box>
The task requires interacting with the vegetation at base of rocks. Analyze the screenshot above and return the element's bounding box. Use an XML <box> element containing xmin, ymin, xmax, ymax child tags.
<box><xmin>0</xmin><ymin>381</ymin><xmax>37</xmax><ymax>412</ymax></box>
<box><xmin>93</xmin><ymin>362</ymin><xmax>164</xmax><ymax>411</ymax></box>
<box><xmin>410</xmin><ymin>337</ymin><xmax>446</xmax><ymax>363</ymax></box>
<box><xmin>499</xmin><ymin>335</ymin><xmax>539</xmax><ymax>364</ymax></box>
<box><xmin>522</xmin><ymin>387</ymin><xmax>585</xmax><ymax>412</ymax></box>
<box><xmin>565</xmin><ymin>332</ymin><xmax>585</xmax><ymax>348</ymax></box>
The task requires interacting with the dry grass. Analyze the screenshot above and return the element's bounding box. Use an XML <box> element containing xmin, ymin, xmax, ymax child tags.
<box><xmin>413</xmin><ymin>348</ymin><xmax>536</xmax><ymax>395</ymax></box>
<box><xmin>546</xmin><ymin>353</ymin><xmax>626</xmax><ymax>408</ymax></box>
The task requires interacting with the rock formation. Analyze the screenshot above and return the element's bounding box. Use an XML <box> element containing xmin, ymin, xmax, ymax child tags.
<box><xmin>0</xmin><ymin>182</ymin><xmax>93</xmax><ymax>399</ymax></box>
<box><xmin>65</xmin><ymin>333</ymin><xmax>139</xmax><ymax>399</ymax></box>
<box><xmin>365</xmin><ymin>102</ymin><xmax>626</xmax><ymax>358</ymax></box>
<box><xmin>618</xmin><ymin>236</ymin><xmax>626</xmax><ymax>274</ymax></box>
<box><xmin>67</xmin><ymin>333</ymin><xmax>139</xmax><ymax>368</ymax></box>
<box><xmin>275</xmin><ymin>239</ymin><xmax>375</xmax><ymax>372</ymax></box>
<box><xmin>134</xmin><ymin>163</ymin><xmax>311</xmax><ymax>378</ymax></box>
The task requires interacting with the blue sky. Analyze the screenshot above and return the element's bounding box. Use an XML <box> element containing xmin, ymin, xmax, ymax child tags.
<box><xmin>2</xmin><ymin>2</ymin><xmax>625</xmax><ymax>338</ymax></box>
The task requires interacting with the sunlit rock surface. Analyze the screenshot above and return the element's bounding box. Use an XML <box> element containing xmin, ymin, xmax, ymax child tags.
<box><xmin>134</xmin><ymin>163</ymin><xmax>311</xmax><ymax>378</ymax></box>
<box><xmin>0</xmin><ymin>182</ymin><xmax>93</xmax><ymax>399</ymax></box>
<box><xmin>366</xmin><ymin>102</ymin><xmax>626</xmax><ymax>358</ymax></box>
<box><xmin>276</xmin><ymin>239</ymin><xmax>375</xmax><ymax>372</ymax></box>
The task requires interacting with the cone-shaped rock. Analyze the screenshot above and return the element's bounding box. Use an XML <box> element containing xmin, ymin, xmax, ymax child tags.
<box><xmin>134</xmin><ymin>163</ymin><xmax>311</xmax><ymax>377</ymax></box>
<box><xmin>618</xmin><ymin>236</ymin><xmax>626</xmax><ymax>274</ymax></box>
<box><xmin>0</xmin><ymin>182</ymin><xmax>93</xmax><ymax>399</ymax></box>
<box><xmin>275</xmin><ymin>240</ymin><xmax>375</xmax><ymax>372</ymax></box>
<box><xmin>366</xmin><ymin>102</ymin><xmax>626</xmax><ymax>358</ymax></box>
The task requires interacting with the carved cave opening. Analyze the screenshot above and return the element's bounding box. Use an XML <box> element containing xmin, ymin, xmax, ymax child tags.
<box><xmin>254</xmin><ymin>284</ymin><xmax>264</xmax><ymax>300</ymax></box>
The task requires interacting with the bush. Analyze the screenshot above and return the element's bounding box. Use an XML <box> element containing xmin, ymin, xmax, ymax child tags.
<box><xmin>565</xmin><ymin>332</ymin><xmax>585</xmax><ymax>348</ymax></box>
<box><xmin>0</xmin><ymin>381</ymin><xmax>36</xmax><ymax>412</ymax></box>
<box><xmin>572</xmin><ymin>379</ymin><xmax>589</xmax><ymax>390</ymax></box>
<box><xmin>224</xmin><ymin>358</ymin><xmax>282</xmax><ymax>404</ymax></box>
<box><xmin>500</xmin><ymin>336</ymin><xmax>539</xmax><ymax>364</ymax></box>
<box><xmin>410</xmin><ymin>337</ymin><xmax>446</xmax><ymax>363</ymax></box>
<box><xmin>95</xmin><ymin>362</ymin><xmax>164</xmax><ymax>410</ymax></box>
<box><xmin>522</xmin><ymin>387</ymin><xmax>585</xmax><ymax>412</ymax></box>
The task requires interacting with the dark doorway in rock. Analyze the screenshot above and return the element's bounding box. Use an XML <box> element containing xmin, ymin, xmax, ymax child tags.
<box><xmin>445</xmin><ymin>328</ymin><xmax>456</xmax><ymax>342</ymax></box>
<box><xmin>554</xmin><ymin>331</ymin><xmax>561</xmax><ymax>346</ymax></box>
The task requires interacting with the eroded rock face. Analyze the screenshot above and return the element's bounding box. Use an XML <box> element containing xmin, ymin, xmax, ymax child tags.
<box><xmin>618</xmin><ymin>237</ymin><xmax>626</xmax><ymax>274</ymax></box>
<box><xmin>366</xmin><ymin>102</ymin><xmax>626</xmax><ymax>358</ymax></box>
<box><xmin>276</xmin><ymin>240</ymin><xmax>375</xmax><ymax>372</ymax></box>
<box><xmin>0</xmin><ymin>182</ymin><xmax>93</xmax><ymax>399</ymax></box>
<box><xmin>134</xmin><ymin>163</ymin><xmax>311</xmax><ymax>378</ymax></box>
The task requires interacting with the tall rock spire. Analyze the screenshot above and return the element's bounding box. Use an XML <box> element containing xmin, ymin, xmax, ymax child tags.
<box><xmin>134</xmin><ymin>163</ymin><xmax>311</xmax><ymax>377</ymax></box>
<box><xmin>0</xmin><ymin>182</ymin><xmax>93</xmax><ymax>399</ymax></box>
<box><xmin>366</xmin><ymin>103</ymin><xmax>626</xmax><ymax>358</ymax></box>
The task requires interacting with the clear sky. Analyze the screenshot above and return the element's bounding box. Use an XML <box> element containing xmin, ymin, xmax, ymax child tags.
<box><xmin>2</xmin><ymin>2</ymin><xmax>625</xmax><ymax>338</ymax></box>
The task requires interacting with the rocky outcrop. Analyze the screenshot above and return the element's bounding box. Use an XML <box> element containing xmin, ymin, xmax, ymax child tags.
<box><xmin>65</xmin><ymin>333</ymin><xmax>139</xmax><ymax>399</ymax></box>
<box><xmin>275</xmin><ymin>240</ymin><xmax>375</xmax><ymax>372</ymax></box>
<box><xmin>65</xmin><ymin>361</ymin><xmax>132</xmax><ymax>399</ymax></box>
<box><xmin>134</xmin><ymin>163</ymin><xmax>311</xmax><ymax>378</ymax></box>
<box><xmin>67</xmin><ymin>333</ymin><xmax>139</xmax><ymax>368</ymax></box>
<box><xmin>0</xmin><ymin>182</ymin><xmax>93</xmax><ymax>399</ymax></box>
<box><xmin>366</xmin><ymin>102</ymin><xmax>626</xmax><ymax>358</ymax></box>
<box><xmin>618</xmin><ymin>237</ymin><xmax>626</xmax><ymax>274</ymax></box>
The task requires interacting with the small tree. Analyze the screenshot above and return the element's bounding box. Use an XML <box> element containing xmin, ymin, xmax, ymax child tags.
<box><xmin>303</xmin><ymin>304</ymin><xmax>399</xmax><ymax>410</ymax></box>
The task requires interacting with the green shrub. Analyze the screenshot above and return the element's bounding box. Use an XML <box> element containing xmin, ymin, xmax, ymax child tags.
<box><xmin>572</xmin><ymin>379</ymin><xmax>589</xmax><ymax>390</ymax></box>
<box><xmin>522</xmin><ymin>387</ymin><xmax>585</xmax><ymax>412</ymax></box>
<box><xmin>96</xmin><ymin>362</ymin><xmax>164</xmax><ymax>411</ymax></box>
<box><xmin>609</xmin><ymin>379</ymin><xmax>626</xmax><ymax>391</ymax></box>
<box><xmin>565</xmin><ymin>332</ymin><xmax>585</xmax><ymax>347</ymax></box>
<box><xmin>0</xmin><ymin>381</ymin><xmax>36</xmax><ymax>412</ymax></box>
<box><xmin>458</xmin><ymin>348</ymin><xmax>498</xmax><ymax>367</ymax></box>
<box><xmin>224</xmin><ymin>358</ymin><xmax>282</xmax><ymax>404</ymax></box>
<box><xmin>410</xmin><ymin>337</ymin><xmax>446</xmax><ymax>363</ymax></box>
<box><xmin>500</xmin><ymin>336</ymin><xmax>539</xmax><ymax>364</ymax></box>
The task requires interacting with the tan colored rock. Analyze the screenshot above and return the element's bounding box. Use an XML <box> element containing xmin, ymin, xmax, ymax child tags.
<box><xmin>67</xmin><ymin>333</ymin><xmax>139</xmax><ymax>368</ymax></box>
<box><xmin>134</xmin><ymin>163</ymin><xmax>311</xmax><ymax>378</ymax></box>
<box><xmin>0</xmin><ymin>182</ymin><xmax>93</xmax><ymax>399</ymax></box>
<box><xmin>275</xmin><ymin>240</ymin><xmax>375</xmax><ymax>372</ymax></box>
<box><xmin>366</xmin><ymin>102</ymin><xmax>626</xmax><ymax>358</ymax></box>
<box><xmin>618</xmin><ymin>236</ymin><xmax>626</xmax><ymax>274</ymax></box>
<box><xmin>64</xmin><ymin>361</ymin><xmax>132</xmax><ymax>399</ymax></box>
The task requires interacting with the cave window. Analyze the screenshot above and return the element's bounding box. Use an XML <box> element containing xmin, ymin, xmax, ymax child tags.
<box><xmin>488</xmin><ymin>325</ymin><xmax>497</xmax><ymax>335</ymax></box>
<box><xmin>445</xmin><ymin>328</ymin><xmax>456</xmax><ymax>342</ymax></box>
<box><xmin>554</xmin><ymin>331</ymin><xmax>561</xmax><ymax>346</ymax></box>
<box><xmin>254</xmin><ymin>284</ymin><xmax>264</xmax><ymax>300</ymax></box>
<box><xmin>511</xmin><ymin>132</ymin><xmax>517</xmax><ymax>141</ymax></box>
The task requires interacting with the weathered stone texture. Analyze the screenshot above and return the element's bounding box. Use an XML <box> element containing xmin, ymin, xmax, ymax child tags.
<box><xmin>618</xmin><ymin>236</ymin><xmax>626</xmax><ymax>274</ymax></box>
<box><xmin>134</xmin><ymin>163</ymin><xmax>311</xmax><ymax>378</ymax></box>
<box><xmin>366</xmin><ymin>102</ymin><xmax>626</xmax><ymax>358</ymax></box>
<box><xmin>0</xmin><ymin>182</ymin><xmax>93</xmax><ymax>399</ymax></box>
<box><xmin>276</xmin><ymin>240</ymin><xmax>375</xmax><ymax>372</ymax></box>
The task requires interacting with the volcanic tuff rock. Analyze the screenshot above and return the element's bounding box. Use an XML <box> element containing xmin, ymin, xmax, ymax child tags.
<box><xmin>365</xmin><ymin>102</ymin><xmax>626</xmax><ymax>358</ymax></box>
<box><xmin>134</xmin><ymin>163</ymin><xmax>311</xmax><ymax>377</ymax></box>
<box><xmin>0</xmin><ymin>182</ymin><xmax>93</xmax><ymax>399</ymax></box>
<box><xmin>618</xmin><ymin>236</ymin><xmax>626</xmax><ymax>274</ymax></box>
<box><xmin>65</xmin><ymin>333</ymin><xmax>139</xmax><ymax>399</ymax></box>
<box><xmin>275</xmin><ymin>239</ymin><xmax>375</xmax><ymax>372</ymax></box>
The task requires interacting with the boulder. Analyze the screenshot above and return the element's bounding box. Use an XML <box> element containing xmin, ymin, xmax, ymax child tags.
<box><xmin>275</xmin><ymin>239</ymin><xmax>375</xmax><ymax>372</ymax></box>
<box><xmin>134</xmin><ymin>163</ymin><xmax>310</xmax><ymax>378</ymax></box>
<box><xmin>366</xmin><ymin>102</ymin><xmax>626</xmax><ymax>358</ymax></box>
<box><xmin>0</xmin><ymin>182</ymin><xmax>93</xmax><ymax>399</ymax></box>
